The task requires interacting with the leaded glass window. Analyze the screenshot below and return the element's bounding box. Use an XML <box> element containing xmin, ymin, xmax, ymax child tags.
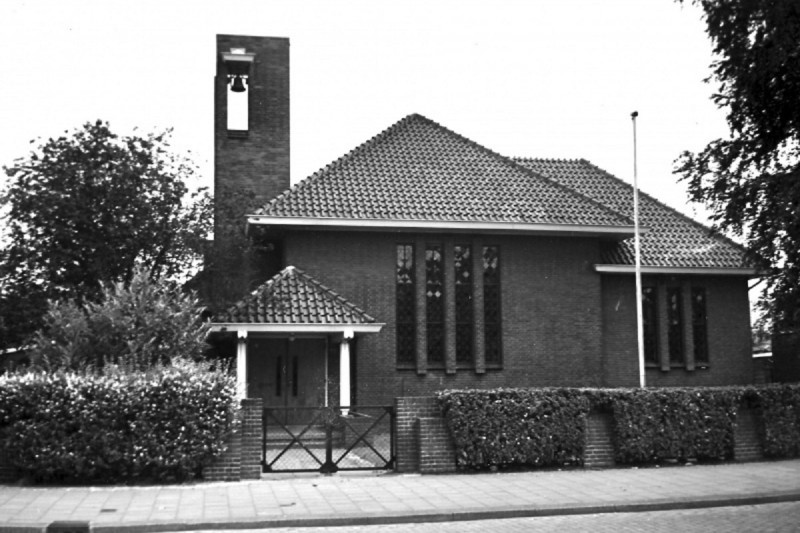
<box><xmin>642</xmin><ymin>286</ymin><xmax>658</xmax><ymax>364</ymax></box>
<box><xmin>426</xmin><ymin>244</ymin><xmax>445</xmax><ymax>365</ymax></box>
<box><xmin>667</xmin><ymin>287</ymin><xmax>684</xmax><ymax>364</ymax></box>
<box><xmin>454</xmin><ymin>245</ymin><xmax>473</xmax><ymax>365</ymax></box>
<box><xmin>483</xmin><ymin>246</ymin><xmax>502</xmax><ymax>365</ymax></box>
<box><xmin>692</xmin><ymin>287</ymin><xmax>709</xmax><ymax>364</ymax></box>
<box><xmin>396</xmin><ymin>244</ymin><xmax>416</xmax><ymax>365</ymax></box>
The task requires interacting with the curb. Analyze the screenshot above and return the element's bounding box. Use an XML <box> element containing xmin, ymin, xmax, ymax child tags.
<box><xmin>14</xmin><ymin>490</ymin><xmax>800</xmax><ymax>533</ymax></box>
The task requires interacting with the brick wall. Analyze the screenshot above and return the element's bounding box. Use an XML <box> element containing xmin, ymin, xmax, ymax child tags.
<box><xmin>203</xmin><ymin>398</ymin><xmax>263</xmax><ymax>482</ymax></box>
<box><xmin>773</xmin><ymin>331</ymin><xmax>800</xmax><ymax>383</ymax></box>
<box><xmin>601</xmin><ymin>274</ymin><xmax>753</xmax><ymax>387</ymax></box>
<box><xmin>287</xmin><ymin>231</ymin><xmax>606</xmax><ymax>406</ymax></box>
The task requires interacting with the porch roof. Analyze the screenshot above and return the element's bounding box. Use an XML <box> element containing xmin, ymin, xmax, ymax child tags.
<box><xmin>209</xmin><ymin>266</ymin><xmax>383</xmax><ymax>334</ymax></box>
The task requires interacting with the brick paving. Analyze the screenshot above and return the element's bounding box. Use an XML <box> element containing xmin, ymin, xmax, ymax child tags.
<box><xmin>0</xmin><ymin>460</ymin><xmax>798</xmax><ymax>532</ymax></box>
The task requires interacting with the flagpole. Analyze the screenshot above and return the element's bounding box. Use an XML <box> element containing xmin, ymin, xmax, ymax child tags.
<box><xmin>631</xmin><ymin>111</ymin><xmax>646</xmax><ymax>388</ymax></box>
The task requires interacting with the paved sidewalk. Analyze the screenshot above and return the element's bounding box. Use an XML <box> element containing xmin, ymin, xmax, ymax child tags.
<box><xmin>1</xmin><ymin>460</ymin><xmax>799</xmax><ymax>532</ymax></box>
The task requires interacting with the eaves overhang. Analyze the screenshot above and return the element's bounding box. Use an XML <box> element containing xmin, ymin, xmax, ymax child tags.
<box><xmin>594</xmin><ymin>264</ymin><xmax>759</xmax><ymax>277</ymax></box>
<box><xmin>208</xmin><ymin>323</ymin><xmax>385</xmax><ymax>334</ymax></box>
<box><xmin>247</xmin><ymin>215</ymin><xmax>643</xmax><ymax>239</ymax></box>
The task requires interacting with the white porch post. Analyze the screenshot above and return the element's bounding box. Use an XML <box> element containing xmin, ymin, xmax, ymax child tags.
<box><xmin>236</xmin><ymin>330</ymin><xmax>248</xmax><ymax>400</ymax></box>
<box><xmin>339</xmin><ymin>328</ymin><xmax>354</xmax><ymax>415</ymax></box>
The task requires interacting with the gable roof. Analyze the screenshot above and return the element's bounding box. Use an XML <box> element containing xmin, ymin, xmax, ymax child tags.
<box><xmin>210</xmin><ymin>266</ymin><xmax>382</xmax><ymax>332</ymax></box>
<box><xmin>250</xmin><ymin>114</ymin><xmax>633</xmax><ymax>237</ymax></box>
<box><xmin>514</xmin><ymin>158</ymin><xmax>751</xmax><ymax>271</ymax></box>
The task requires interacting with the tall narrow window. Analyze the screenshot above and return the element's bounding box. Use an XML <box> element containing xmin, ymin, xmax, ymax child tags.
<box><xmin>483</xmin><ymin>246</ymin><xmax>502</xmax><ymax>366</ymax></box>
<box><xmin>426</xmin><ymin>244</ymin><xmax>445</xmax><ymax>365</ymax></box>
<box><xmin>642</xmin><ymin>286</ymin><xmax>658</xmax><ymax>364</ymax></box>
<box><xmin>667</xmin><ymin>287</ymin><xmax>684</xmax><ymax>364</ymax></box>
<box><xmin>692</xmin><ymin>288</ymin><xmax>709</xmax><ymax>364</ymax></box>
<box><xmin>396</xmin><ymin>244</ymin><xmax>416</xmax><ymax>365</ymax></box>
<box><xmin>454</xmin><ymin>245</ymin><xmax>473</xmax><ymax>366</ymax></box>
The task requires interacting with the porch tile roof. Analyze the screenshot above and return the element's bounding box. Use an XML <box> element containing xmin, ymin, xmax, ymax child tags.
<box><xmin>215</xmin><ymin>266</ymin><xmax>376</xmax><ymax>325</ymax></box>
<box><xmin>514</xmin><ymin>158</ymin><xmax>750</xmax><ymax>269</ymax></box>
<box><xmin>255</xmin><ymin>114</ymin><xmax>630</xmax><ymax>229</ymax></box>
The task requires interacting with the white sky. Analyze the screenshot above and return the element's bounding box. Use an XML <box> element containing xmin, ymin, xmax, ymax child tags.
<box><xmin>0</xmin><ymin>0</ymin><xmax>729</xmax><ymax>222</ymax></box>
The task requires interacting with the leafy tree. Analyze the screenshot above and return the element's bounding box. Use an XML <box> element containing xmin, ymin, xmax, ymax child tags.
<box><xmin>674</xmin><ymin>1</ymin><xmax>800</xmax><ymax>330</ymax></box>
<box><xmin>30</xmin><ymin>267</ymin><xmax>210</xmax><ymax>372</ymax></box>
<box><xmin>0</xmin><ymin>121</ymin><xmax>212</xmax><ymax>347</ymax></box>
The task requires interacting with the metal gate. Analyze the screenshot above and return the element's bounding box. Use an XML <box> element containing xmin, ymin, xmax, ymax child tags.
<box><xmin>262</xmin><ymin>406</ymin><xmax>395</xmax><ymax>473</ymax></box>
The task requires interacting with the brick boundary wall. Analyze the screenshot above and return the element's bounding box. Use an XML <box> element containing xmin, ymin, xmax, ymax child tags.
<box><xmin>203</xmin><ymin>398</ymin><xmax>263</xmax><ymax>482</ymax></box>
<box><xmin>395</xmin><ymin>396</ymin><xmax>453</xmax><ymax>473</ymax></box>
<box><xmin>418</xmin><ymin>417</ymin><xmax>457</xmax><ymax>474</ymax></box>
<box><xmin>584</xmin><ymin>412</ymin><xmax>615</xmax><ymax>468</ymax></box>
<box><xmin>734</xmin><ymin>407</ymin><xmax>764</xmax><ymax>462</ymax></box>
<box><xmin>398</xmin><ymin>398</ymin><xmax>766</xmax><ymax>473</ymax></box>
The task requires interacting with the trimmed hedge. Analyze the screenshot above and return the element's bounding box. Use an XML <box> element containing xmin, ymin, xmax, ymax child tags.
<box><xmin>438</xmin><ymin>384</ymin><xmax>800</xmax><ymax>470</ymax></box>
<box><xmin>0</xmin><ymin>360</ymin><xmax>235</xmax><ymax>483</ymax></box>
<box><xmin>437</xmin><ymin>388</ymin><xmax>590</xmax><ymax>468</ymax></box>
<box><xmin>752</xmin><ymin>384</ymin><xmax>800</xmax><ymax>458</ymax></box>
<box><xmin>611</xmin><ymin>388</ymin><xmax>738</xmax><ymax>463</ymax></box>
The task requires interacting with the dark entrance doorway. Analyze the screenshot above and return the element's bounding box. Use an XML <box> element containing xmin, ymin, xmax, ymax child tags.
<box><xmin>247</xmin><ymin>337</ymin><xmax>327</xmax><ymax>424</ymax></box>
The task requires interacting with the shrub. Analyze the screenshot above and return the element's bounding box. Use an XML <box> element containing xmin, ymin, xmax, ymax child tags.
<box><xmin>438</xmin><ymin>388</ymin><xmax>591</xmax><ymax>469</ymax></box>
<box><xmin>751</xmin><ymin>384</ymin><xmax>800</xmax><ymax>458</ymax></box>
<box><xmin>610</xmin><ymin>388</ymin><xmax>739</xmax><ymax>463</ymax></box>
<box><xmin>29</xmin><ymin>267</ymin><xmax>209</xmax><ymax>372</ymax></box>
<box><xmin>0</xmin><ymin>359</ymin><xmax>235</xmax><ymax>483</ymax></box>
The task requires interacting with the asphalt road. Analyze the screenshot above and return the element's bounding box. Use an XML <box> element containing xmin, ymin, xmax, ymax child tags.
<box><xmin>190</xmin><ymin>501</ymin><xmax>800</xmax><ymax>532</ymax></box>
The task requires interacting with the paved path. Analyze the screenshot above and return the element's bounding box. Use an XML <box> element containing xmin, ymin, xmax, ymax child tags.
<box><xmin>0</xmin><ymin>460</ymin><xmax>799</xmax><ymax>533</ymax></box>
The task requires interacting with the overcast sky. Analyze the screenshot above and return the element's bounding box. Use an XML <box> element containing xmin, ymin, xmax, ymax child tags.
<box><xmin>0</xmin><ymin>0</ymin><xmax>728</xmax><ymax>222</ymax></box>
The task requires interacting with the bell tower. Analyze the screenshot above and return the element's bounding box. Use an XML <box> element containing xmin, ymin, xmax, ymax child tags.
<box><xmin>214</xmin><ymin>35</ymin><xmax>290</xmax><ymax>237</ymax></box>
<box><xmin>208</xmin><ymin>35</ymin><xmax>289</xmax><ymax>309</ymax></box>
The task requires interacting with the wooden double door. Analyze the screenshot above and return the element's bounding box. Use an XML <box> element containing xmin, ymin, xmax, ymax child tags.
<box><xmin>247</xmin><ymin>337</ymin><xmax>327</xmax><ymax>424</ymax></box>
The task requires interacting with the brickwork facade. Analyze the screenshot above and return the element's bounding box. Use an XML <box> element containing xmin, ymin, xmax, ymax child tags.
<box><xmin>286</xmin><ymin>231</ymin><xmax>608</xmax><ymax>405</ymax></box>
<box><xmin>282</xmin><ymin>230</ymin><xmax>754</xmax><ymax>404</ymax></box>
<box><xmin>601</xmin><ymin>274</ymin><xmax>753</xmax><ymax>388</ymax></box>
<box><xmin>773</xmin><ymin>330</ymin><xmax>800</xmax><ymax>383</ymax></box>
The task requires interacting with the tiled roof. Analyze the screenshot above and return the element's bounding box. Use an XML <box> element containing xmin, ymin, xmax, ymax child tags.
<box><xmin>214</xmin><ymin>266</ymin><xmax>376</xmax><ymax>325</ymax></box>
<box><xmin>255</xmin><ymin>114</ymin><xmax>630</xmax><ymax>229</ymax></box>
<box><xmin>514</xmin><ymin>158</ymin><xmax>750</xmax><ymax>269</ymax></box>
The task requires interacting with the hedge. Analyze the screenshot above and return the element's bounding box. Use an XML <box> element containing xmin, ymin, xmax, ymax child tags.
<box><xmin>752</xmin><ymin>384</ymin><xmax>800</xmax><ymax>457</ymax></box>
<box><xmin>437</xmin><ymin>388</ymin><xmax>591</xmax><ymax>468</ymax></box>
<box><xmin>610</xmin><ymin>388</ymin><xmax>738</xmax><ymax>463</ymax></box>
<box><xmin>0</xmin><ymin>360</ymin><xmax>235</xmax><ymax>483</ymax></box>
<box><xmin>437</xmin><ymin>384</ymin><xmax>800</xmax><ymax>470</ymax></box>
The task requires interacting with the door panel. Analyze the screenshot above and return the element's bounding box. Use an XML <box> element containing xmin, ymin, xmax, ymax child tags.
<box><xmin>247</xmin><ymin>337</ymin><xmax>327</xmax><ymax>425</ymax></box>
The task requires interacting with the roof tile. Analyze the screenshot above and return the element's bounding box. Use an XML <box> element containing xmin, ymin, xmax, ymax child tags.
<box><xmin>215</xmin><ymin>266</ymin><xmax>376</xmax><ymax>325</ymax></box>
<box><xmin>256</xmin><ymin>114</ymin><xmax>630</xmax><ymax>228</ymax></box>
<box><xmin>514</xmin><ymin>158</ymin><xmax>749</xmax><ymax>269</ymax></box>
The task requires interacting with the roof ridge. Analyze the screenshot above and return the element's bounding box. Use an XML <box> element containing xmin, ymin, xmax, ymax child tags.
<box><xmin>575</xmin><ymin>159</ymin><xmax>749</xmax><ymax>258</ymax></box>
<box><xmin>506</xmin><ymin>156</ymin><xmax>633</xmax><ymax>225</ymax></box>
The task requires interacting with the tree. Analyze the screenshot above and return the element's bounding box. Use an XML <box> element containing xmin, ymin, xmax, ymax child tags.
<box><xmin>674</xmin><ymin>0</ymin><xmax>800</xmax><ymax>330</ymax></box>
<box><xmin>0</xmin><ymin>121</ymin><xmax>212</xmax><ymax>347</ymax></box>
<box><xmin>30</xmin><ymin>267</ymin><xmax>210</xmax><ymax>373</ymax></box>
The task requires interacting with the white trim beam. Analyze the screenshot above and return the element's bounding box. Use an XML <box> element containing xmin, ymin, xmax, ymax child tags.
<box><xmin>594</xmin><ymin>264</ymin><xmax>758</xmax><ymax>276</ymax></box>
<box><xmin>209</xmin><ymin>323</ymin><xmax>385</xmax><ymax>334</ymax></box>
<box><xmin>236</xmin><ymin>330</ymin><xmax>248</xmax><ymax>401</ymax></box>
<box><xmin>339</xmin><ymin>328</ymin><xmax>354</xmax><ymax>416</ymax></box>
<box><xmin>247</xmin><ymin>215</ymin><xmax>641</xmax><ymax>238</ymax></box>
